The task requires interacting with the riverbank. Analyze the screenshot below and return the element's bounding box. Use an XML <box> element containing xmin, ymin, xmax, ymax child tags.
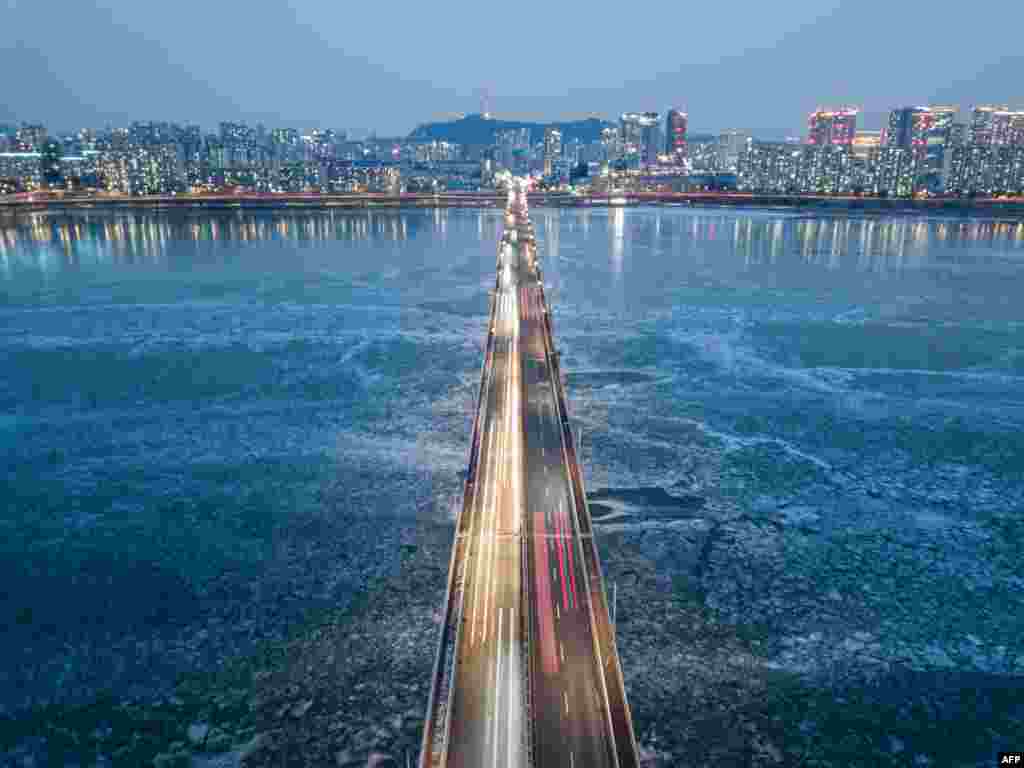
<box><xmin>4</xmin><ymin>191</ymin><xmax>1024</xmax><ymax>218</ymax></box>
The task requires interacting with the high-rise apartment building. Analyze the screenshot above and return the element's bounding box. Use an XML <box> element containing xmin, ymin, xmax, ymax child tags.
<box><xmin>948</xmin><ymin>142</ymin><xmax>1024</xmax><ymax>195</ymax></box>
<box><xmin>219</xmin><ymin>122</ymin><xmax>254</xmax><ymax>147</ymax></box>
<box><xmin>852</xmin><ymin>130</ymin><xmax>882</xmax><ymax>160</ymax></box>
<box><xmin>970</xmin><ymin>106</ymin><xmax>1009</xmax><ymax>145</ymax></box>
<box><xmin>128</xmin><ymin>121</ymin><xmax>178</xmax><ymax>147</ymax></box>
<box><xmin>180</xmin><ymin>125</ymin><xmax>203</xmax><ymax>162</ymax></box>
<box><xmin>738</xmin><ymin>141</ymin><xmax>856</xmax><ymax>194</ymax></box>
<box><xmin>980</xmin><ymin>107</ymin><xmax>1024</xmax><ymax>146</ymax></box>
<box><xmin>801</xmin><ymin>146</ymin><xmax>855</xmax><ymax>193</ymax></box>
<box><xmin>717</xmin><ymin>130</ymin><xmax>751</xmax><ymax>171</ymax></box>
<box><xmin>874</xmin><ymin>147</ymin><xmax>917</xmax><ymax>196</ymax></box>
<box><xmin>948</xmin><ymin>123</ymin><xmax>967</xmax><ymax>147</ymax></box>
<box><xmin>914</xmin><ymin>107</ymin><xmax>957</xmax><ymax>146</ymax></box>
<box><xmin>916</xmin><ymin>106</ymin><xmax>957</xmax><ymax>192</ymax></box>
<box><xmin>76</xmin><ymin>128</ymin><xmax>98</xmax><ymax>152</ymax></box>
<box><xmin>737</xmin><ymin>140</ymin><xmax>802</xmax><ymax>192</ymax></box>
<box><xmin>270</xmin><ymin>128</ymin><xmax>301</xmax><ymax>163</ymax></box>
<box><xmin>886</xmin><ymin>106</ymin><xmax>957</xmax><ymax>192</ymax></box>
<box><xmin>806</xmin><ymin>108</ymin><xmax>858</xmax><ymax>146</ymax></box>
<box><xmin>886</xmin><ymin>107</ymin><xmax>924</xmax><ymax>148</ymax></box>
<box><xmin>1010</xmin><ymin>113</ymin><xmax>1024</xmax><ymax>146</ymax></box>
<box><xmin>305</xmin><ymin>129</ymin><xmax>338</xmax><ymax>162</ymax></box>
<box><xmin>665</xmin><ymin>109</ymin><xmax>688</xmax><ymax>161</ymax></box>
<box><xmin>15</xmin><ymin>123</ymin><xmax>48</xmax><ymax>152</ymax></box>
<box><xmin>967</xmin><ymin>106</ymin><xmax>1024</xmax><ymax>146</ymax></box>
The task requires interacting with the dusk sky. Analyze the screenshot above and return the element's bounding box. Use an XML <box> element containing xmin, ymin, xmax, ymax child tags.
<box><xmin>3</xmin><ymin>0</ymin><xmax>1022</xmax><ymax>139</ymax></box>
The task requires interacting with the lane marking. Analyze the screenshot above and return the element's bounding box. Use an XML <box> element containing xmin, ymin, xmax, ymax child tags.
<box><xmin>563</xmin><ymin>690</ymin><xmax>569</xmax><ymax>715</ymax></box>
<box><xmin>563</xmin><ymin>497</ymin><xmax>579</xmax><ymax>610</ymax></box>
<box><xmin>554</xmin><ymin>491</ymin><xmax>569</xmax><ymax>613</ymax></box>
<box><xmin>483</xmin><ymin>327</ymin><xmax>508</xmax><ymax>645</ymax></box>
<box><xmin>479</xmin><ymin>410</ymin><xmax>499</xmax><ymax>644</ymax></box>
<box><xmin>492</xmin><ymin>606</ymin><xmax>504</xmax><ymax>765</ymax></box>
<box><xmin>471</xmin><ymin>424</ymin><xmax>498</xmax><ymax>646</ymax></box>
<box><xmin>507</xmin><ymin>607</ymin><xmax>517</xmax><ymax>768</ymax></box>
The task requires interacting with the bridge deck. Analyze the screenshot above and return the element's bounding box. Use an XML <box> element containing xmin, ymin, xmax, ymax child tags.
<box><xmin>421</xmin><ymin>189</ymin><xmax>639</xmax><ymax>768</ymax></box>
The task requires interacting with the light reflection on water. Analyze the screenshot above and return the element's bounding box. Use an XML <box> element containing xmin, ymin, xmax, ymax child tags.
<box><xmin>0</xmin><ymin>208</ymin><xmax>480</xmax><ymax>266</ymax></box>
<box><xmin>2</xmin><ymin>208</ymin><xmax>1022</xmax><ymax>254</ymax></box>
<box><xmin>2</xmin><ymin>207</ymin><xmax>1024</xmax><ymax>293</ymax></box>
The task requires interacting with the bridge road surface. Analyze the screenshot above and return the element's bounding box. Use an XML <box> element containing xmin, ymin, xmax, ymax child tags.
<box><xmin>421</xmin><ymin>185</ymin><xmax>639</xmax><ymax>768</ymax></box>
<box><xmin>442</xmin><ymin>235</ymin><xmax>528</xmax><ymax>768</ymax></box>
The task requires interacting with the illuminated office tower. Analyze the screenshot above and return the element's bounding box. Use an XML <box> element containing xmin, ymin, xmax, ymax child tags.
<box><xmin>600</xmin><ymin>126</ymin><xmax>622</xmax><ymax>162</ymax></box>
<box><xmin>806</xmin><ymin>108</ymin><xmax>858</xmax><ymax>146</ymax></box>
<box><xmin>620</xmin><ymin>112</ymin><xmax>660</xmax><ymax>166</ymax></box>
<box><xmin>665</xmin><ymin>109</ymin><xmax>688</xmax><ymax>162</ymax></box>
<box><xmin>543</xmin><ymin>127</ymin><xmax>562</xmax><ymax>176</ymax></box>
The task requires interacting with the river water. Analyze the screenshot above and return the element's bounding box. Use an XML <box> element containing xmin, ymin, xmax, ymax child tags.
<box><xmin>2</xmin><ymin>206</ymin><xmax>1022</xmax><ymax>756</ymax></box>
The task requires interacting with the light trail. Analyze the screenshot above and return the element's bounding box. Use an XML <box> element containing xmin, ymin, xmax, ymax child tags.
<box><xmin>421</xmin><ymin>180</ymin><xmax>639</xmax><ymax>768</ymax></box>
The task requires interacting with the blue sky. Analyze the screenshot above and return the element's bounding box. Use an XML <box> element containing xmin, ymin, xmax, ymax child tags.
<box><xmin>2</xmin><ymin>0</ymin><xmax>1022</xmax><ymax>138</ymax></box>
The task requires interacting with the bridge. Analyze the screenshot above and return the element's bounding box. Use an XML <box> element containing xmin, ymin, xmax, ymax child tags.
<box><xmin>419</xmin><ymin>183</ymin><xmax>640</xmax><ymax>768</ymax></box>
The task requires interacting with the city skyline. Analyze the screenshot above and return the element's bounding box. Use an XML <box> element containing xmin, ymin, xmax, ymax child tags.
<box><xmin>5</xmin><ymin>102</ymin><xmax>1024</xmax><ymax>147</ymax></box>
<box><xmin>3</xmin><ymin>0</ymin><xmax>1023</xmax><ymax>139</ymax></box>
<box><xmin>4</xmin><ymin>98</ymin><xmax>1024</xmax><ymax>198</ymax></box>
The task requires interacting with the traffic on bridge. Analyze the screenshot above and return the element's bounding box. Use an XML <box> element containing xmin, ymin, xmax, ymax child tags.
<box><xmin>420</xmin><ymin>180</ymin><xmax>640</xmax><ymax>768</ymax></box>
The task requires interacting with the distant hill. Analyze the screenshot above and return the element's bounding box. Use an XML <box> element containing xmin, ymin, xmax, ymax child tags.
<box><xmin>408</xmin><ymin>114</ymin><xmax>615</xmax><ymax>146</ymax></box>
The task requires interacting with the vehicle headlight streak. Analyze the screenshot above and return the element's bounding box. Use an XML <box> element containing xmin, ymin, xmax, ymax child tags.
<box><xmin>422</xmin><ymin>181</ymin><xmax>638</xmax><ymax>768</ymax></box>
